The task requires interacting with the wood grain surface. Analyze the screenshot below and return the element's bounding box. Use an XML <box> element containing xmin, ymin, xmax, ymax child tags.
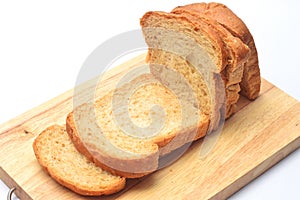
<box><xmin>0</xmin><ymin>54</ymin><xmax>299</xmax><ymax>200</ymax></box>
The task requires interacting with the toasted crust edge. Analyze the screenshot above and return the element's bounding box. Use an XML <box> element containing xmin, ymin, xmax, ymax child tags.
<box><xmin>171</xmin><ymin>6</ymin><xmax>250</xmax><ymax>118</ymax></box>
<box><xmin>174</xmin><ymin>2</ymin><xmax>261</xmax><ymax>100</ymax></box>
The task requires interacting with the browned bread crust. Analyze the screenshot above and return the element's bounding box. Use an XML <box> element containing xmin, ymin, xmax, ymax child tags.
<box><xmin>173</xmin><ymin>2</ymin><xmax>261</xmax><ymax>99</ymax></box>
<box><xmin>171</xmin><ymin>6</ymin><xmax>250</xmax><ymax>117</ymax></box>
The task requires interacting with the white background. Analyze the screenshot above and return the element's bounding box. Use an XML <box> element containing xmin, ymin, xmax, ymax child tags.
<box><xmin>0</xmin><ymin>0</ymin><xmax>300</xmax><ymax>199</ymax></box>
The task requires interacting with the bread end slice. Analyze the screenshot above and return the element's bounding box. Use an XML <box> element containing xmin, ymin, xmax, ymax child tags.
<box><xmin>33</xmin><ymin>125</ymin><xmax>126</xmax><ymax>196</ymax></box>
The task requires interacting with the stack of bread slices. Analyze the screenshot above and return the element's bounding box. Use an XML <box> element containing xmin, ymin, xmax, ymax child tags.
<box><xmin>33</xmin><ymin>2</ymin><xmax>260</xmax><ymax>196</ymax></box>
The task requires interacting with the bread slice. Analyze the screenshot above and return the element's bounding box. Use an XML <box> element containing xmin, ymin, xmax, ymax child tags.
<box><xmin>33</xmin><ymin>125</ymin><xmax>126</xmax><ymax>196</ymax></box>
<box><xmin>141</xmin><ymin>11</ymin><xmax>226</xmax><ymax>132</ymax></box>
<box><xmin>172</xmin><ymin>2</ymin><xmax>261</xmax><ymax>100</ymax></box>
<box><xmin>66</xmin><ymin>74</ymin><xmax>209</xmax><ymax>178</ymax></box>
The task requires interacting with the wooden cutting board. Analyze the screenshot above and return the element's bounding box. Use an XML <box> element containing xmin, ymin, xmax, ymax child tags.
<box><xmin>1</xmin><ymin>54</ymin><xmax>300</xmax><ymax>200</ymax></box>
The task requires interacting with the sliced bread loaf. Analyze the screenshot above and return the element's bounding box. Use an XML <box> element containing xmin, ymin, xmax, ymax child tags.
<box><xmin>33</xmin><ymin>125</ymin><xmax>126</xmax><ymax>196</ymax></box>
<box><xmin>172</xmin><ymin>2</ymin><xmax>261</xmax><ymax>100</ymax></box>
<box><xmin>66</xmin><ymin>74</ymin><xmax>209</xmax><ymax>178</ymax></box>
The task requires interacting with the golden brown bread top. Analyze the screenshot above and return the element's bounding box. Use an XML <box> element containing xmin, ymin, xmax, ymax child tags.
<box><xmin>173</xmin><ymin>2</ymin><xmax>252</xmax><ymax>43</ymax></box>
<box><xmin>172</xmin><ymin>2</ymin><xmax>261</xmax><ymax>99</ymax></box>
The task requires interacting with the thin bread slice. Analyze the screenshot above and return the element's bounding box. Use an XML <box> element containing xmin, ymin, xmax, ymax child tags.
<box><xmin>141</xmin><ymin>11</ymin><xmax>227</xmax><ymax>131</ymax></box>
<box><xmin>67</xmin><ymin>74</ymin><xmax>209</xmax><ymax>178</ymax></box>
<box><xmin>33</xmin><ymin>125</ymin><xmax>126</xmax><ymax>196</ymax></box>
<box><xmin>173</xmin><ymin>2</ymin><xmax>261</xmax><ymax>99</ymax></box>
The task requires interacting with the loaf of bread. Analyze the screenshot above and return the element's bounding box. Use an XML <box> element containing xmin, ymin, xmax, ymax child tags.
<box><xmin>33</xmin><ymin>2</ymin><xmax>261</xmax><ymax>196</ymax></box>
<box><xmin>66</xmin><ymin>2</ymin><xmax>260</xmax><ymax>179</ymax></box>
<box><xmin>33</xmin><ymin>125</ymin><xmax>125</xmax><ymax>196</ymax></box>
